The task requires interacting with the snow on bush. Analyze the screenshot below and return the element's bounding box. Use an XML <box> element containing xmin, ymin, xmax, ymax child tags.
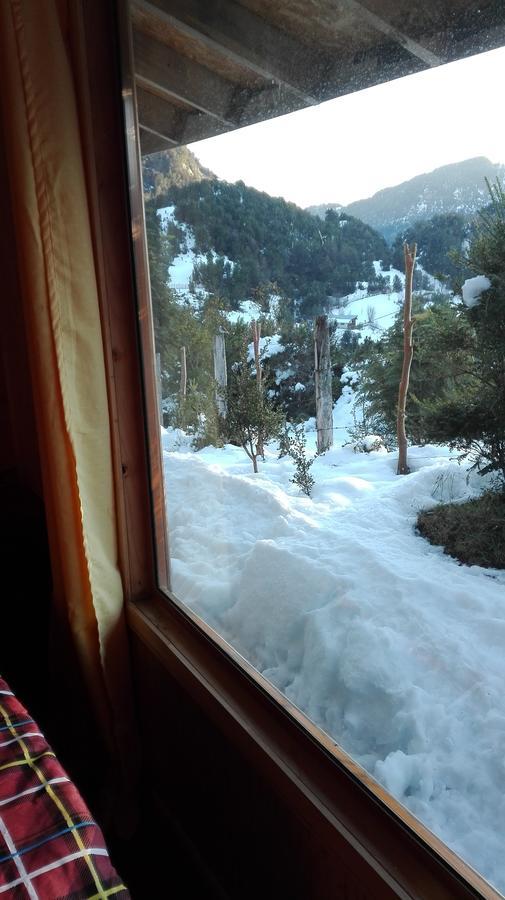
<box><xmin>353</xmin><ymin>434</ymin><xmax>386</xmax><ymax>453</ymax></box>
<box><xmin>462</xmin><ymin>275</ymin><xmax>491</xmax><ymax>308</ymax></box>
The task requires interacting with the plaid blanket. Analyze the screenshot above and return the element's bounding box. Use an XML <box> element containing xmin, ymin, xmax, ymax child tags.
<box><xmin>0</xmin><ymin>676</ymin><xmax>129</xmax><ymax>899</ymax></box>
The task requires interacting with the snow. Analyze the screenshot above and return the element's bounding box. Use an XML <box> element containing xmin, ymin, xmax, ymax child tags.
<box><xmin>157</xmin><ymin>205</ymin><xmax>176</xmax><ymax>228</ymax></box>
<box><xmin>247</xmin><ymin>334</ymin><xmax>284</xmax><ymax>362</ymax></box>
<box><xmin>161</xmin><ymin>386</ymin><xmax>505</xmax><ymax>894</ymax></box>
<box><xmin>462</xmin><ymin>275</ymin><xmax>491</xmax><ymax>308</ymax></box>
<box><xmin>226</xmin><ymin>300</ymin><xmax>263</xmax><ymax>324</ymax></box>
<box><xmin>329</xmin><ymin>264</ymin><xmax>405</xmax><ymax>342</ymax></box>
<box><xmin>294</xmin><ymin>382</ymin><xmax>306</xmax><ymax>392</ymax></box>
<box><xmin>157</xmin><ymin>207</ymin><xmax>236</xmax><ymax>306</ymax></box>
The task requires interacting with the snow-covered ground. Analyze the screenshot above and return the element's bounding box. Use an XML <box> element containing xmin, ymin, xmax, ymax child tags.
<box><xmin>162</xmin><ymin>384</ymin><xmax>505</xmax><ymax>895</ymax></box>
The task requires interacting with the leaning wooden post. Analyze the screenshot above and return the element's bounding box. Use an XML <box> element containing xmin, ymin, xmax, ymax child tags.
<box><xmin>396</xmin><ymin>242</ymin><xmax>417</xmax><ymax>475</ymax></box>
<box><xmin>314</xmin><ymin>315</ymin><xmax>333</xmax><ymax>453</ymax></box>
<box><xmin>213</xmin><ymin>328</ymin><xmax>228</xmax><ymax>417</ymax></box>
<box><xmin>180</xmin><ymin>345</ymin><xmax>187</xmax><ymax>399</ymax></box>
<box><xmin>252</xmin><ymin>320</ymin><xmax>264</xmax><ymax>457</ymax></box>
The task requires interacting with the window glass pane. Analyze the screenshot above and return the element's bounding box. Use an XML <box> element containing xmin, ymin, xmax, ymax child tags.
<box><xmin>136</xmin><ymin>19</ymin><xmax>505</xmax><ymax>895</ymax></box>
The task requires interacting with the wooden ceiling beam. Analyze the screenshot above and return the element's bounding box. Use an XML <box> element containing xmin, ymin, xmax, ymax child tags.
<box><xmin>133</xmin><ymin>0</ymin><xmax>330</xmax><ymax>106</ymax></box>
<box><xmin>139</xmin><ymin>126</ymin><xmax>176</xmax><ymax>155</ymax></box>
<box><xmin>137</xmin><ymin>85</ymin><xmax>231</xmax><ymax>147</ymax></box>
<box><xmin>137</xmin><ymin>87</ymin><xmax>190</xmax><ymax>142</ymax></box>
<box><xmin>133</xmin><ymin>29</ymin><xmax>239</xmax><ymax>125</ymax></box>
<box><xmin>341</xmin><ymin>0</ymin><xmax>443</xmax><ymax>67</ymax></box>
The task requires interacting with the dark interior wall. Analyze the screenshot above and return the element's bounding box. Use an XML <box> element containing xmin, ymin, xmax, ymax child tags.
<box><xmin>130</xmin><ymin>632</ymin><xmax>394</xmax><ymax>900</ymax></box>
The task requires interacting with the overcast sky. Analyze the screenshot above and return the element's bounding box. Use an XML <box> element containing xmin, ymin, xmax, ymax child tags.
<box><xmin>189</xmin><ymin>46</ymin><xmax>505</xmax><ymax>208</ymax></box>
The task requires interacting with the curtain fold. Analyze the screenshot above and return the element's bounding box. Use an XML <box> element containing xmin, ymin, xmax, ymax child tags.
<box><xmin>0</xmin><ymin>0</ymin><xmax>136</xmax><ymax>812</ymax></box>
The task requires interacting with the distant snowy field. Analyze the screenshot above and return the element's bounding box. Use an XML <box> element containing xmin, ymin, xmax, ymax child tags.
<box><xmin>162</xmin><ymin>384</ymin><xmax>505</xmax><ymax>894</ymax></box>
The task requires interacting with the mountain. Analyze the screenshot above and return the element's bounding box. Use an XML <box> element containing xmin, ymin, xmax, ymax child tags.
<box><xmin>143</xmin><ymin>146</ymin><xmax>216</xmax><ymax>198</ymax></box>
<box><xmin>154</xmin><ymin>179</ymin><xmax>392</xmax><ymax>317</ymax></box>
<box><xmin>309</xmin><ymin>158</ymin><xmax>505</xmax><ymax>243</ymax></box>
<box><xmin>306</xmin><ymin>202</ymin><xmax>343</xmax><ymax>218</ymax></box>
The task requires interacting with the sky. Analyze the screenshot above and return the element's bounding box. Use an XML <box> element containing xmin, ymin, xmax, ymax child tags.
<box><xmin>189</xmin><ymin>46</ymin><xmax>505</xmax><ymax>209</ymax></box>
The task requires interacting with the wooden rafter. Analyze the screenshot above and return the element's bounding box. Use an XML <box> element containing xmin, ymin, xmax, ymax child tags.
<box><xmin>341</xmin><ymin>0</ymin><xmax>443</xmax><ymax>67</ymax></box>
<box><xmin>132</xmin><ymin>0</ymin><xmax>328</xmax><ymax>105</ymax></box>
<box><xmin>134</xmin><ymin>29</ymin><xmax>240</xmax><ymax>125</ymax></box>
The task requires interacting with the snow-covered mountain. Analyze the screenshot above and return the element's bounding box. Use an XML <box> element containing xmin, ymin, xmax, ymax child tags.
<box><xmin>309</xmin><ymin>157</ymin><xmax>505</xmax><ymax>243</ymax></box>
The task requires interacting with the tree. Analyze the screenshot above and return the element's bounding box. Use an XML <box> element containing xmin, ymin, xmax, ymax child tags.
<box><xmin>418</xmin><ymin>180</ymin><xmax>505</xmax><ymax>486</ymax></box>
<box><xmin>397</xmin><ymin>243</ymin><xmax>417</xmax><ymax>474</ymax></box>
<box><xmin>314</xmin><ymin>315</ymin><xmax>333</xmax><ymax>453</ymax></box>
<box><xmin>356</xmin><ymin>297</ymin><xmax>472</xmax><ymax>447</ymax></box>
<box><xmin>225</xmin><ymin>347</ymin><xmax>284</xmax><ymax>473</ymax></box>
<box><xmin>392</xmin><ymin>274</ymin><xmax>403</xmax><ymax>293</ymax></box>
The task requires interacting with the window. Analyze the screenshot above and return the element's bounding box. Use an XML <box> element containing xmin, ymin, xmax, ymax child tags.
<box><xmin>123</xmin><ymin>3</ymin><xmax>505</xmax><ymax>896</ymax></box>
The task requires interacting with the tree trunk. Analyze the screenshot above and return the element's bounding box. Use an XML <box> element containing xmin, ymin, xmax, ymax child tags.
<box><xmin>252</xmin><ymin>320</ymin><xmax>264</xmax><ymax>457</ymax></box>
<box><xmin>180</xmin><ymin>345</ymin><xmax>187</xmax><ymax>399</ymax></box>
<box><xmin>397</xmin><ymin>242</ymin><xmax>417</xmax><ymax>475</ymax></box>
<box><xmin>314</xmin><ymin>315</ymin><xmax>333</xmax><ymax>453</ymax></box>
<box><xmin>213</xmin><ymin>330</ymin><xmax>227</xmax><ymax>417</ymax></box>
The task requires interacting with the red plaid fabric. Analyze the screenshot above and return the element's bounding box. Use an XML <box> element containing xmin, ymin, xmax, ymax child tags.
<box><xmin>0</xmin><ymin>676</ymin><xmax>129</xmax><ymax>899</ymax></box>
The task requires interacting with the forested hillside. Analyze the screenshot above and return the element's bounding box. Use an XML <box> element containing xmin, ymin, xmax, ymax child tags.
<box><xmin>391</xmin><ymin>212</ymin><xmax>469</xmax><ymax>281</ymax></box>
<box><xmin>155</xmin><ymin>178</ymin><xmax>392</xmax><ymax>317</ymax></box>
<box><xmin>143</xmin><ymin>146</ymin><xmax>215</xmax><ymax>197</ymax></box>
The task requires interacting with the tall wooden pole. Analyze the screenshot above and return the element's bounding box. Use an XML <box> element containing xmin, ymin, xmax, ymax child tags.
<box><xmin>213</xmin><ymin>329</ymin><xmax>228</xmax><ymax>417</ymax></box>
<box><xmin>397</xmin><ymin>242</ymin><xmax>417</xmax><ymax>475</ymax></box>
<box><xmin>314</xmin><ymin>315</ymin><xmax>333</xmax><ymax>453</ymax></box>
<box><xmin>180</xmin><ymin>345</ymin><xmax>187</xmax><ymax>399</ymax></box>
<box><xmin>252</xmin><ymin>320</ymin><xmax>264</xmax><ymax>457</ymax></box>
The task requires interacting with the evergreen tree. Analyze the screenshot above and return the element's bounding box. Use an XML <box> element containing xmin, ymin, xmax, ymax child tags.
<box><xmin>224</xmin><ymin>347</ymin><xmax>284</xmax><ymax>472</ymax></box>
<box><xmin>418</xmin><ymin>180</ymin><xmax>505</xmax><ymax>485</ymax></box>
<box><xmin>356</xmin><ymin>297</ymin><xmax>474</xmax><ymax>446</ymax></box>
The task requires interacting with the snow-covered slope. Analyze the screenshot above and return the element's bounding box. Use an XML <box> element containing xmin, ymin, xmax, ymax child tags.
<box><xmin>161</xmin><ymin>387</ymin><xmax>505</xmax><ymax>894</ymax></box>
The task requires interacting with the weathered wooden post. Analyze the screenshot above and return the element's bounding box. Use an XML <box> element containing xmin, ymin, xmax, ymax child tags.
<box><xmin>180</xmin><ymin>345</ymin><xmax>187</xmax><ymax>399</ymax></box>
<box><xmin>314</xmin><ymin>315</ymin><xmax>333</xmax><ymax>453</ymax></box>
<box><xmin>251</xmin><ymin>320</ymin><xmax>264</xmax><ymax>457</ymax></box>
<box><xmin>397</xmin><ymin>242</ymin><xmax>417</xmax><ymax>475</ymax></box>
<box><xmin>213</xmin><ymin>328</ymin><xmax>227</xmax><ymax>417</ymax></box>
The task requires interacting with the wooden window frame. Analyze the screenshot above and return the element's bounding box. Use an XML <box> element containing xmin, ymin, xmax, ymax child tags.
<box><xmin>82</xmin><ymin>2</ymin><xmax>500</xmax><ymax>896</ymax></box>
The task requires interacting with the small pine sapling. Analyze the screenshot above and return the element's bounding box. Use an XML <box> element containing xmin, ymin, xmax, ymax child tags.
<box><xmin>281</xmin><ymin>424</ymin><xmax>316</xmax><ymax>497</ymax></box>
<box><xmin>225</xmin><ymin>347</ymin><xmax>284</xmax><ymax>473</ymax></box>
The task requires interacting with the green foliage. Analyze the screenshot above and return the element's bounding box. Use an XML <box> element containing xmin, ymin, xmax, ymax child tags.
<box><xmin>154</xmin><ymin>180</ymin><xmax>391</xmax><ymax>318</ymax></box>
<box><xmin>359</xmin><ymin>180</ymin><xmax>505</xmax><ymax>486</ymax></box>
<box><xmin>176</xmin><ymin>380</ymin><xmax>223</xmax><ymax>450</ymax></box>
<box><xmin>356</xmin><ymin>297</ymin><xmax>475</xmax><ymax>445</ymax></box>
<box><xmin>392</xmin><ymin>213</ymin><xmax>469</xmax><ymax>281</ymax></box>
<box><xmin>279</xmin><ymin>424</ymin><xmax>316</xmax><ymax>496</ymax></box>
<box><xmin>224</xmin><ymin>349</ymin><xmax>284</xmax><ymax>472</ymax></box>
<box><xmin>417</xmin><ymin>180</ymin><xmax>505</xmax><ymax>483</ymax></box>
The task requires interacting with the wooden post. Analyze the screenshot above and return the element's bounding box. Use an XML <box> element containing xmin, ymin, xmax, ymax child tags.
<box><xmin>180</xmin><ymin>345</ymin><xmax>187</xmax><ymax>399</ymax></box>
<box><xmin>397</xmin><ymin>242</ymin><xmax>417</xmax><ymax>475</ymax></box>
<box><xmin>314</xmin><ymin>315</ymin><xmax>333</xmax><ymax>454</ymax></box>
<box><xmin>213</xmin><ymin>329</ymin><xmax>227</xmax><ymax>417</ymax></box>
<box><xmin>251</xmin><ymin>320</ymin><xmax>264</xmax><ymax>457</ymax></box>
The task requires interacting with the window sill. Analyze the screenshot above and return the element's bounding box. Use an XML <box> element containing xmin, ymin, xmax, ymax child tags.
<box><xmin>127</xmin><ymin>592</ymin><xmax>497</xmax><ymax>900</ymax></box>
